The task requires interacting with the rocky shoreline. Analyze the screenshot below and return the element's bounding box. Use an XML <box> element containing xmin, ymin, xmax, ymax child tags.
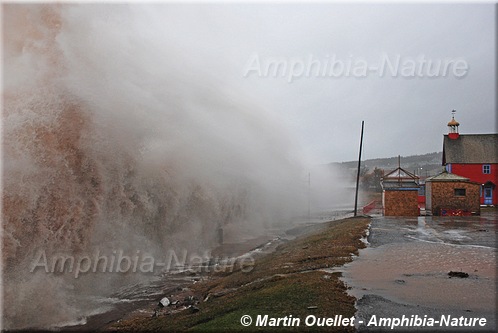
<box><xmin>102</xmin><ymin>217</ymin><xmax>371</xmax><ymax>331</ymax></box>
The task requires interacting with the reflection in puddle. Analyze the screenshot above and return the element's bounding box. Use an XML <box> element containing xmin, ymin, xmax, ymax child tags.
<box><xmin>342</xmin><ymin>212</ymin><xmax>497</xmax><ymax>328</ymax></box>
<box><xmin>345</xmin><ymin>242</ymin><xmax>495</xmax><ymax>312</ymax></box>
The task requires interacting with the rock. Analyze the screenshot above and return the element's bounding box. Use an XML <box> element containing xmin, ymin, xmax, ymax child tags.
<box><xmin>448</xmin><ymin>271</ymin><xmax>469</xmax><ymax>278</ymax></box>
<box><xmin>158</xmin><ymin>297</ymin><xmax>170</xmax><ymax>307</ymax></box>
<box><xmin>395</xmin><ymin>279</ymin><xmax>406</xmax><ymax>284</ymax></box>
<box><xmin>307</xmin><ymin>306</ymin><xmax>318</xmax><ymax>310</ymax></box>
<box><xmin>190</xmin><ymin>306</ymin><xmax>200</xmax><ymax>313</ymax></box>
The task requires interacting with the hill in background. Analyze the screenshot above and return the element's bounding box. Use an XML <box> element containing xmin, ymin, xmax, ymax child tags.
<box><xmin>333</xmin><ymin>151</ymin><xmax>443</xmax><ymax>179</ymax></box>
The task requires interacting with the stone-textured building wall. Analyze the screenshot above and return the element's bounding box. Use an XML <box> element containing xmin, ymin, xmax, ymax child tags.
<box><xmin>429</xmin><ymin>181</ymin><xmax>480</xmax><ymax>215</ymax></box>
<box><xmin>383</xmin><ymin>190</ymin><xmax>419</xmax><ymax>216</ymax></box>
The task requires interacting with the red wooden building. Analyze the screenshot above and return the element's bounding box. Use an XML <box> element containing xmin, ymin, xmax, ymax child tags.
<box><xmin>442</xmin><ymin>113</ymin><xmax>498</xmax><ymax>206</ymax></box>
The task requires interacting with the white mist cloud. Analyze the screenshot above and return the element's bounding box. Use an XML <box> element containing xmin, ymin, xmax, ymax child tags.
<box><xmin>3</xmin><ymin>4</ymin><xmax>346</xmax><ymax>329</ymax></box>
<box><xmin>4</xmin><ymin>3</ymin><xmax>493</xmax><ymax>329</ymax></box>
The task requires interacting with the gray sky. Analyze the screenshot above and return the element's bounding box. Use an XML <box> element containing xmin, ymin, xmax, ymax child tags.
<box><xmin>154</xmin><ymin>3</ymin><xmax>495</xmax><ymax>164</ymax></box>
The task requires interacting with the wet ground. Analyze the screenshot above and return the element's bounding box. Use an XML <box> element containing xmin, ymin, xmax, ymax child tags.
<box><xmin>341</xmin><ymin>210</ymin><xmax>497</xmax><ymax>332</ymax></box>
<box><xmin>61</xmin><ymin>209</ymin><xmax>354</xmax><ymax>331</ymax></box>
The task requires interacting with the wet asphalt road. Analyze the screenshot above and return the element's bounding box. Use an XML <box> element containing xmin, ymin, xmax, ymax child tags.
<box><xmin>343</xmin><ymin>210</ymin><xmax>497</xmax><ymax>332</ymax></box>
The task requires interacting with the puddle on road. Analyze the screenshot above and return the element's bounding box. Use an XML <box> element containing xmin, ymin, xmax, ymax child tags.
<box><xmin>344</xmin><ymin>241</ymin><xmax>496</xmax><ymax>312</ymax></box>
<box><xmin>342</xmin><ymin>213</ymin><xmax>497</xmax><ymax>315</ymax></box>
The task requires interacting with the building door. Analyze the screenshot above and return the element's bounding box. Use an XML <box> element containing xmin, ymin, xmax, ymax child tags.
<box><xmin>484</xmin><ymin>187</ymin><xmax>493</xmax><ymax>205</ymax></box>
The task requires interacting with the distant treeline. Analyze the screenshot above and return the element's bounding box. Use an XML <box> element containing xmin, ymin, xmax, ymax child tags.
<box><xmin>334</xmin><ymin>152</ymin><xmax>442</xmax><ymax>170</ymax></box>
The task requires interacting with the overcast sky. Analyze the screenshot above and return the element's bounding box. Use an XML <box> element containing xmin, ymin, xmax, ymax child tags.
<box><xmin>154</xmin><ymin>3</ymin><xmax>495</xmax><ymax>164</ymax></box>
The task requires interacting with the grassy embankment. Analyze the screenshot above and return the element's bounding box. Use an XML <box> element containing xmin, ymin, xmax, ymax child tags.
<box><xmin>109</xmin><ymin>217</ymin><xmax>371</xmax><ymax>332</ymax></box>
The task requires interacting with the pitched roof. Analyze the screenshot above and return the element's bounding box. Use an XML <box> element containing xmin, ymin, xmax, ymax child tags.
<box><xmin>443</xmin><ymin>134</ymin><xmax>498</xmax><ymax>164</ymax></box>
<box><xmin>381</xmin><ymin>167</ymin><xmax>419</xmax><ymax>190</ymax></box>
<box><xmin>426</xmin><ymin>171</ymin><xmax>470</xmax><ymax>182</ymax></box>
<box><xmin>382</xmin><ymin>167</ymin><xmax>419</xmax><ymax>181</ymax></box>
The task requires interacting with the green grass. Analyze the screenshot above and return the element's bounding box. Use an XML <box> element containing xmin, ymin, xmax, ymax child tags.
<box><xmin>109</xmin><ymin>217</ymin><xmax>371</xmax><ymax>332</ymax></box>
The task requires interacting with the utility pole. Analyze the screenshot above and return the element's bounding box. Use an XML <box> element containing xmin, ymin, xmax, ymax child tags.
<box><xmin>308</xmin><ymin>172</ymin><xmax>311</xmax><ymax>222</ymax></box>
<box><xmin>354</xmin><ymin>121</ymin><xmax>364</xmax><ymax>217</ymax></box>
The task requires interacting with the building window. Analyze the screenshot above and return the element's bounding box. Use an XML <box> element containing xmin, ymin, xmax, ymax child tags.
<box><xmin>454</xmin><ymin>188</ymin><xmax>466</xmax><ymax>196</ymax></box>
<box><xmin>483</xmin><ymin>164</ymin><xmax>491</xmax><ymax>174</ymax></box>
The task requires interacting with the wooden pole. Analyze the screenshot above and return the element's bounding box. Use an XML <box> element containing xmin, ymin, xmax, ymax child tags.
<box><xmin>354</xmin><ymin>121</ymin><xmax>364</xmax><ymax>216</ymax></box>
<box><xmin>398</xmin><ymin>155</ymin><xmax>401</xmax><ymax>185</ymax></box>
<box><xmin>307</xmin><ymin>171</ymin><xmax>311</xmax><ymax>222</ymax></box>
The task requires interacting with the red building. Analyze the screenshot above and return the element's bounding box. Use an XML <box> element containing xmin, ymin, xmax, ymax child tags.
<box><xmin>442</xmin><ymin>114</ymin><xmax>498</xmax><ymax>206</ymax></box>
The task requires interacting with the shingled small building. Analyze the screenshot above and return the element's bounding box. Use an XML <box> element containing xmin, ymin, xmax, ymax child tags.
<box><xmin>381</xmin><ymin>166</ymin><xmax>420</xmax><ymax>216</ymax></box>
<box><xmin>442</xmin><ymin>114</ymin><xmax>498</xmax><ymax>206</ymax></box>
<box><xmin>425</xmin><ymin>171</ymin><xmax>480</xmax><ymax>216</ymax></box>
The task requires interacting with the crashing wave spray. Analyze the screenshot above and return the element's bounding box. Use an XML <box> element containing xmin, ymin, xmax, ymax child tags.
<box><xmin>2</xmin><ymin>4</ymin><xmax>315</xmax><ymax>329</ymax></box>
